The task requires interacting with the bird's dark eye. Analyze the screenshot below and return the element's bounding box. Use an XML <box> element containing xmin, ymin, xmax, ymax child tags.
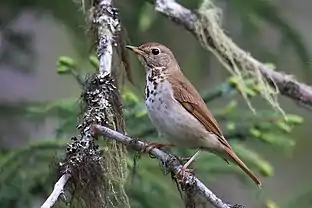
<box><xmin>151</xmin><ymin>48</ymin><xmax>160</xmax><ymax>55</ymax></box>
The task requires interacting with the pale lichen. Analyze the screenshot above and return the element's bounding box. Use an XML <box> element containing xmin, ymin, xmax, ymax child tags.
<box><xmin>194</xmin><ymin>0</ymin><xmax>285</xmax><ymax>116</ymax></box>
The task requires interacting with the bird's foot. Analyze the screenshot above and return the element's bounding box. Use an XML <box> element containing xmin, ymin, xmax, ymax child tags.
<box><xmin>176</xmin><ymin>166</ymin><xmax>194</xmax><ymax>182</ymax></box>
<box><xmin>141</xmin><ymin>142</ymin><xmax>175</xmax><ymax>153</ymax></box>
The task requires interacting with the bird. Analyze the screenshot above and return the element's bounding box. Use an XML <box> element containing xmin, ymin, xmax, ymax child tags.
<box><xmin>125</xmin><ymin>42</ymin><xmax>261</xmax><ymax>187</ymax></box>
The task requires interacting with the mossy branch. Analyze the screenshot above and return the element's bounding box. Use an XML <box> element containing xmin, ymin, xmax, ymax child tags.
<box><xmin>41</xmin><ymin>0</ymin><xmax>129</xmax><ymax>207</ymax></box>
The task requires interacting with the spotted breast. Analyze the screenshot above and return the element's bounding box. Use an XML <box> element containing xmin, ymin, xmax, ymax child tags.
<box><xmin>145</xmin><ymin>68</ymin><xmax>212</xmax><ymax>148</ymax></box>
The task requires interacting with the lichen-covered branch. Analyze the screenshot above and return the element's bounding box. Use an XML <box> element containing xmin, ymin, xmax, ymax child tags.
<box><xmin>95</xmin><ymin>0</ymin><xmax>119</xmax><ymax>74</ymax></box>
<box><xmin>41</xmin><ymin>0</ymin><xmax>128</xmax><ymax>207</ymax></box>
<box><xmin>93</xmin><ymin>124</ymin><xmax>239</xmax><ymax>208</ymax></box>
<box><xmin>149</xmin><ymin>0</ymin><xmax>312</xmax><ymax>109</ymax></box>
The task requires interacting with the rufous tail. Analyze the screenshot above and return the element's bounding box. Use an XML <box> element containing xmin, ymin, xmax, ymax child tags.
<box><xmin>224</xmin><ymin>147</ymin><xmax>262</xmax><ymax>187</ymax></box>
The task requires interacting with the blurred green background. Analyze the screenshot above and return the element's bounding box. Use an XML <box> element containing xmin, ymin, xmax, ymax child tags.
<box><xmin>0</xmin><ymin>0</ymin><xmax>312</xmax><ymax>207</ymax></box>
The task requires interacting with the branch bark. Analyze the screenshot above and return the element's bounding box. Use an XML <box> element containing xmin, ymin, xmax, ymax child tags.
<box><xmin>93</xmin><ymin>125</ymin><xmax>235</xmax><ymax>208</ymax></box>
<box><xmin>149</xmin><ymin>0</ymin><xmax>312</xmax><ymax>109</ymax></box>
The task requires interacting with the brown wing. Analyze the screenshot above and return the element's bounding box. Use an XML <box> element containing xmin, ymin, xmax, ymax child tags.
<box><xmin>168</xmin><ymin>70</ymin><xmax>232</xmax><ymax>149</ymax></box>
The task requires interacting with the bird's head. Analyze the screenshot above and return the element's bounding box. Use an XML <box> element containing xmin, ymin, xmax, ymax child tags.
<box><xmin>126</xmin><ymin>42</ymin><xmax>178</xmax><ymax>72</ymax></box>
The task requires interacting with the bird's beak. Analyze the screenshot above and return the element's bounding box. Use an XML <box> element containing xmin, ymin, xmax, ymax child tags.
<box><xmin>125</xmin><ymin>45</ymin><xmax>144</xmax><ymax>56</ymax></box>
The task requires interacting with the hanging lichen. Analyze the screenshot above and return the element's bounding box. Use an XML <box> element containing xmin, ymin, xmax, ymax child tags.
<box><xmin>194</xmin><ymin>0</ymin><xmax>285</xmax><ymax>117</ymax></box>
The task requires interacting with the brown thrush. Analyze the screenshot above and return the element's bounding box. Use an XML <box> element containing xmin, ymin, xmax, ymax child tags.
<box><xmin>126</xmin><ymin>42</ymin><xmax>261</xmax><ymax>187</ymax></box>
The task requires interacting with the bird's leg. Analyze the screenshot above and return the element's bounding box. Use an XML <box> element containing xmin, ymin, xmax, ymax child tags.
<box><xmin>142</xmin><ymin>142</ymin><xmax>175</xmax><ymax>153</ymax></box>
<box><xmin>177</xmin><ymin>149</ymin><xmax>202</xmax><ymax>178</ymax></box>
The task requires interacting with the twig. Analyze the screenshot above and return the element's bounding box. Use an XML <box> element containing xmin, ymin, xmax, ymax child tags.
<box><xmin>149</xmin><ymin>0</ymin><xmax>312</xmax><ymax>109</ymax></box>
<box><xmin>93</xmin><ymin>124</ymin><xmax>235</xmax><ymax>208</ymax></box>
<box><xmin>41</xmin><ymin>174</ymin><xmax>71</xmax><ymax>208</ymax></box>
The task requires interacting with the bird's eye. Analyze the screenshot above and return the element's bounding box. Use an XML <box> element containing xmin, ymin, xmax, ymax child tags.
<box><xmin>151</xmin><ymin>48</ymin><xmax>160</xmax><ymax>55</ymax></box>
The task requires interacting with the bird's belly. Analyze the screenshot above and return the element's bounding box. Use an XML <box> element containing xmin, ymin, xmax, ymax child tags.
<box><xmin>146</xmin><ymin>93</ymin><xmax>209</xmax><ymax>148</ymax></box>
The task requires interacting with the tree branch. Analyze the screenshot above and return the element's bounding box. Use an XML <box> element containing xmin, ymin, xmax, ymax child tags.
<box><xmin>149</xmin><ymin>0</ymin><xmax>312</xmax><ymax>109</ymax></box>
<box><xmin>93</xmin><ymin>124</ymin><xmax>236</xmax><ymax>208</ymax></box>
<box><xmin>41</xmin><ymin>0</ymin><xmax>128</xmax><ymax>207</ymax></box>
<box><xmin>41</xmin><ymin>174</ymin><xmax>70</xmax><ymax>208</ymax></box>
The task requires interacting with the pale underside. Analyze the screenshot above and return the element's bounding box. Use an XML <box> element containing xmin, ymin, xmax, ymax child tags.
<box><xmin>145</xmin><ymin>78</ymin><xmax>223</xmax><ymax>151</ymax></box>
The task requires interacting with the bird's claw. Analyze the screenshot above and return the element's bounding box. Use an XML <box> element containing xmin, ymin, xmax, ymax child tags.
<box><xmin>176</xmin><ymin>167</ymin><xmax>194</xmax><ymax>183</ymax></box>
